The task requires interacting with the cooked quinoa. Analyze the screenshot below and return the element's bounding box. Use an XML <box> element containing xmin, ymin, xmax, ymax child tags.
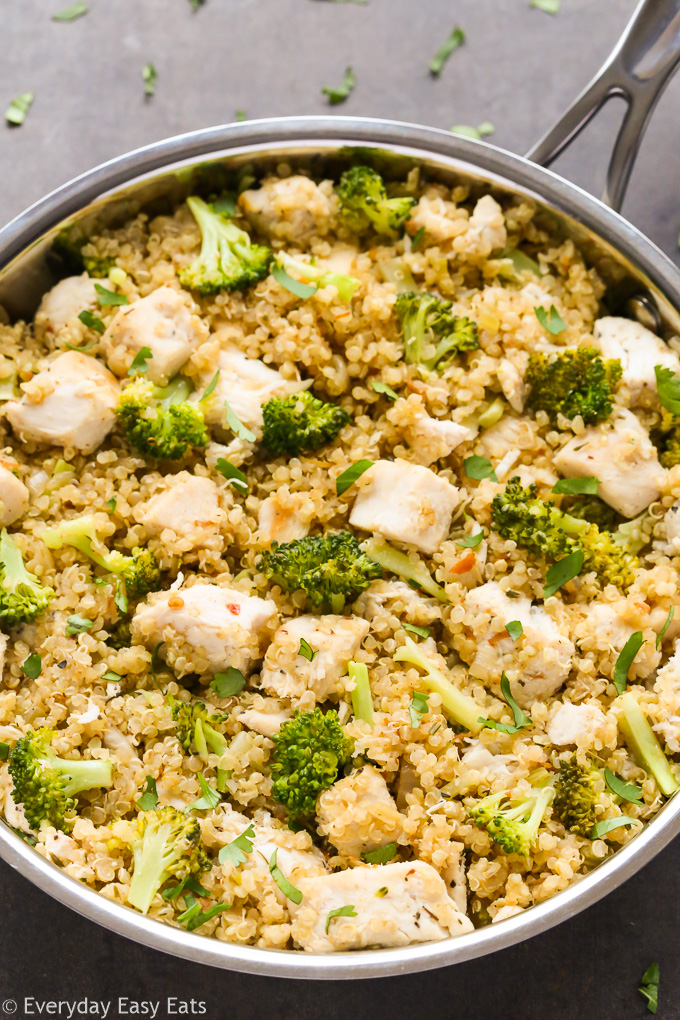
<box><xmin>2</xmin><ymin>163</ymin><xmax>680</xmax><ymax>953</ymax></box>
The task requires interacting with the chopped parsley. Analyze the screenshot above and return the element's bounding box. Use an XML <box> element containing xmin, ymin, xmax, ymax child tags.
<box><xmin>211</xmin><ymin>667</ymin><xmax>247</xmax><ymax>698</ymax></box>
<box><xmin>224</xmin><ymin>401</ymin><xmax>256</xmax><ymax>443</ymax></box>
<box><xmin>639</xmin><ymin>962</ymin><xmax>660</xmax><ymax>1014</ymax></box>
<box><xmin>215</xmin><ymin>458</ymin><xmax>248</xmax><ymax>491</ymax></box>
<box><xmin>77</xmin><ymin>310</ymin><xmax>105</xmax><ymax>334</ymax></box>
<box><xmin>298</xmin><ymin>638</ymin><xmax>318</xmax><ymax>662</ymax></box>
<box><xmin>362</xmin><ymin>842</ymin><xmax>398</xmax><ymax>865</ymax></box>
<box><xmin>22</xmin><ymin>653</ymin><xmax>42</xmax><ymax>679</ymax></box>
<box><xmin>269</xmin><ymin>849</ymin><xmax>303</xmax><ymax>904</ymax></box>
<box><xmin>534</xmin><ymin>304</ymin><xmax>566</xmax><ymax>335</ymax></box>
<box><xmin>322</xmin><ymin>66</ymin><xmax>356</xmax><ymax>105</ymax></box>
<box><xmin>272</xmin><ymin>262</ymin><xmax>317</xmax><ymax>299</ymax></box>
<box><xmin>143</xmin><ymin>63</ymin><xmax>158</xmax><ymax>97</ymax></box>
<box><xmin>505</xmin><ymin>620</ymin><xmax>523</xmax><ymax>641</ymax></box>
<box><xmin>52</xmin><ymin>1</ymin><xmax>89</xmax><ymax>20</ymax></box>
<box><xmin>94</xmin><ymin>283</ymin><xmax>128</xmax><ymax>306</ymax></box>
<box><xmin>369</xmin><ymin>380</ymin><xmax>398</xmax><ymax>401</ymax></box>
<box><xmin>613</xmin><ymin>631</ymin><xmax>644</xmax><ymax>695</ymax></box>
<box><xmin>479</xmin><ymin>672</ymin><xmax>531</xmax><ymax>734</ymax></box>
<box><xmin>403</xmin><ymin>623</ymin><xmax>431</xmax><ymax>639</ymax></box>
<box><xmin>138</xmin><ymin>776</ymin><xmax>159</xmax><ymax>811</ymax></box>
<box><xmin>219</xmin><ymin>823</ymin><xmax>255</xmax><ymax>867</ymax></box>
<box><xmin>409</xmin><ymin>690</ymin><xmax>430</xmax><ymax>727</ymax></box>
<box><xmin>336</xmin><ymin>458</ymin><xmax>373</xmax><ymax>495</ymax></box>
<box><xmin>543</xmin><ymin>549</ymin><xmax>584</xmax><ymax>598</ymax></box>
<box><xmin>464</xmin><ymin>455</ymin><xmax>498</xmax><ymax>483</ymax></box>
<box><xmin>325</xmin><ymin>904</ymin><xmax>357</xmax><ymax>934</ymax></box>
<box><xmin>188</xmin><ymin>773</ymin><xmax>221</xmax><ymax>811</ymax></box>
<box><xmin>127</xmin><ymin>346</ymin><xmax>153</xmax><ymax>376</ymax></box>
<box><xmin>65</xmin><ymin>614</ymin><xmax>94</xmax><ymax>637</ymax></box>
<box><xmin>655</xmin><ymin>364</ymin><xmax>680</xmax><ymax>415</ymax></box>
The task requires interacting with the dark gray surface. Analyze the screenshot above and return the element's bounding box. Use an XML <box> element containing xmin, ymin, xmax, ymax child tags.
<box><xmin>2</xmin><ymin>0</ymin><xmax>680</xmax><ymax>1015</ymax></box>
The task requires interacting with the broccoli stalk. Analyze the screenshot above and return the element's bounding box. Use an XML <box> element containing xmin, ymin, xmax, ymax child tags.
<box><xmin>276</xmin><ymin>251</ymin><xmax>360</xmax><ymax>303</ymax></box>
<box><xmin>348</xmin><ymin>661</ymin><xmax>374</xmax><ymax>725</ymax></box>
<box><xmin>0</xmin><ymin>529</ymin><xmax>54</xmax><ymax>627</ymax></box>
<box><xmin>270</xmin><ymin>708</ymin><xmax>353</xmax><ymax>818</ymax></box>
<box><xmin>41</xmin><ymin>514</ymin><xmax>161</xmax><ymax>601</ymax></box>
<box><xmin>393</xmin><ymin>636</ymin><xmax>483</xmax><ymax>734</ymax></box>
<box><xmin>394</xmin><ymin>291</ymin><xmax>479</xmax><ymax>370</ymax></box>
<box><xmin>8</xmin><ymin>728</ymin><xmax>113</xmax><ymax>832</ymax></box>
<box><xmin>116</xmin><ymin>377</ymin><xmax>208</xmax><ymax>460</ymax></box>
<box><xmin>169</xmin><ymin>697</ymin><xmax>228</xmax><ymax>759</ymax></box>
<box><xmin>337</xmin><ymin>166</ymin><xmax>415</xmax><ymax>237</ymax></box>
<box><xmin>261</xmin><ymin>391</ymin><xmax>352</xmax><ymax>456</ymax></box>
<box><xmin>179</xmin><ymin>196</ymin><xmax>273</xmax><ymax>294</ymax></box>
<box><xmin>469</xmin><ymin>786</ymin><xmax>554</xmax><ymax>857</ymax></box>
<box><xmin>361</xmin><ymin>536</ymin><xmax>447</xmax><ymax>602</ymax></box>
<box><xmin>258</xmin><ymin>531</ymin><xmax>382</xmax><ymax>612</ymax></box>
<box><xmin>616</xmin><ymin>692</ymin><xmax>679</xmax><ymax>797</ymax></box>
<box><xmin>491</xmin><ymin>477</ymin><xmax>637</xmax><ymax>590</ymax></box>
<box><xmin>127</xmin><ymin>806</ymin><xmax>211</xmax><ymax>914</ymax></box>
<box><xmin>525</xmin><ymin>347</ymin><xmax>622</xmax><ymax>426</ymax></box>
<box><xmin>553</xmin><ymin>754</ymin><xmax>599</xmax><ymax>836</ymax></box>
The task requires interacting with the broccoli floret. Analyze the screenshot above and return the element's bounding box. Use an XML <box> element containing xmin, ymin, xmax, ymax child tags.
<box><xmin>525</xmin><ymin>347</ymin><xmax>622</xmax><ymax>426</ymax></box>
<box><xmin>258</xmin><ymin>531</ymin><xmax>382</xmax><ymax>612</ymax></box>
<box><xmin>0</xmin><ymin>529</ymin><xmax>54</xmax><ymax>628</ymax></box>
<box><xmin>469</xmin><ymin>786</ymin><xmax>554</xmax><ymax>857</ymax></box>
<box><xmin>565</xmin><ymin>496</ymin><xmax>618</xmax><ymax>532</ymax></box>
<box><xmin>41</xmin><ymin>513</ymin><xmax>161</xmax><ymax>603</ymax></box>
<box><xmin>169</xmin><ymin>697</ymin><xmax>228</xmax><ymax>758</ymax></box>
<box><xmin>491</xmin><ymin>477</ymin><xmax>637</xmax><ymax>589</ymax></box>
<box><xmin>394</xmin><ymin>291</ymin><xmax>480</xmax><ymax>370</ymax></box>
<box><xmin>116</xmin><ymin>377</ymin><xmax>208</xmax><ymax>460</ymax></box>
<box><xmin>52</xmin><ymin>231</ymin><xmax>115</xmax><ymax>278</ymax></box>
<box><xmin>270</xmin><ymin>707</ymin><xmax>353</xmax><ymax>818</ymax></box>
<box><xmin>617</xmin><ymin>692</ymin><xmax>679</xmax><ymax>798</ymax></box>
<box><xmin>393</xmin><ymin>636</ymin><xmax>483</xmax><ymax>734</ymax></box>
<box><xmin>337</xmin><ymin>166</ymin><xmax>415</xmax><ymax>237</ymax></box>
<box><xmin>652</xmin><ymin>410</ymin><xmax>680</xmax><ymax>468</ymax></box>
<box><xmin>126</xmin><ymin>806</ymin><xmax>211</xmax><ymax>914</ymax></box>
<box><xmin>179</xmin><ymin>196</ymin><xmax>273</xmax><ymax>294</ymax></box>
<box><xmin>107</xmin><ymin>618</ymin><xmax>132</xmax><ymax>649</ymax></box>
<box><xmin>8</xmin><ymin>727</ymin><xmax>113</xmax><ymax>832</ymax></box>
<box><xmin>276</xmin><ymin>251</ymin><xmax>360</xmax><ymax>303</ymax></box>
<box><xmin>261</xmin><ymin>391</ymin><xmax>352</xmax><ymax>456</ymax></box>
<box><xmin>553</xmin><ymin>754</ymin><xmax>599</xmax><ymax>837</ymax></box>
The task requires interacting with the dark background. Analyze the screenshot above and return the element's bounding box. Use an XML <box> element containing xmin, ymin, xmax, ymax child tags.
<box><xmin>2</xmin><ymin>1</ymin><xmax>680</xmax><ymax>1016</ymax></box>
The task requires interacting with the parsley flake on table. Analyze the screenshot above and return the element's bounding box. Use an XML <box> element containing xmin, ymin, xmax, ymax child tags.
<box><xmin>52</xmin><ymin>1</ymin><xmax>88</xmax><ymax>20</ymax></box>
<box><xmin>322</xmin><ymin>66</ymin><xmax>355</xmax><ymax>105</ymax></box>
<box><xmin>143</xmin><ymin>63</ymin><xmax>158</xmax><ymax>97</ymax></box>
<box><xmin>429</xmin><ymin>26</ymin><xmax>465</xmax><ymax>76</ymax></box>
<box><xmin>5</xmin><ymin>92</ymin><xmax>35</xmax><ymax>127</ymax></box>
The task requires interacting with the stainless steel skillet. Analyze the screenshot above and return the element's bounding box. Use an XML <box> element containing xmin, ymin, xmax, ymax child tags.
<box><xmin>0</xmin><ymin>0</ymin><xmax>679</xmax><ymax>981</ymax></box>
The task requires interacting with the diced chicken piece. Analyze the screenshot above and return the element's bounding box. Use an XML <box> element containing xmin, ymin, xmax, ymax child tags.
<box><xmin>652</xmin><ymin>646</ymin><xmax>680</xmax><ymax>753</ymax></box>
<box><xmin>462</xmin><ymin>581</ymin><xmax>574</xmax><ymax>707</ymax></box>
<box><xmin>257</xmin><ymin>491</ymin><xmax>312</xmax><ymax>546</ymax></box>
<box><xmin>4</xmin><ymin>788</ymin><xmax>32</xmax><ymax>833</ymax></box>
<box><xmin>573</xmin><ymin>601</ymin><xmax>660</xmax><ymax>680</ymax></box>
<box><xmin>316</xmin><ymin>766</ymin><xmax>405</xmax><ymax>858</ymax></box>
<box><xmin>0</xmin><ymin>465</ymin><xmax>29</xmax><ymax>526</ymax></box>
<box><xmin>492</xmin><ymin>905</ymin><xmax>525</xmax><ymax>924</ymax></box>
<box><xmin>290</xmin><ymin>860</ymin><xmax>473</xmax><ymax>952</ymax></box>
<box><xmin>102</xmin><ymin>728</ymin><xmax>141</xmax><ymax>768</ymax></box>
<box><xmin>238</xmin><ymin>699</ymin><xmax>292</xmax><ymax>738</ymax></box>
<box><xmin>134</xmin><ymin>472</ymin><xmax>226</xmax><ymax>552</ymax></box>
<box><xmin>402</xmin><ymin>413</ymin><xmax>470</xmax><ymax>467</ymax></box>
<box><xmin>545</xmin><ymin>702</ymin><xmax>608</xmax><ymax>747</ymax></box>
<box><xmin>239</xmin><ymin>176</ymin><xmax>333</xmax><ymax>242</ymax></box>
<box><xmin>460</xmin><ymin>744</ymin><xmax>515</xmax><ymax>784</ymax></box>
<box><xmin>594</xmin><ymin>317</ymin><xmax>680</xmax><ymax>408</ymax></box>
<box><xmin>101</xmin><ymin>284</ymin><xmax>206</xmax><ymax>385</ymax></box>
<box><xmin>349</xmin><ymin>459</ymin><xmax>459</xmax><ymax>555</ymax></box>
<box><xmin>468</xmin><ymin>195</ymin><xmax>507</xmax><ymax>254</ymax></box>
<box><xmin>261</xmin><ymin>614</ymin><xmax>369</xmax><ymax>701</ymax></box>
<box><xmin>553</xmin><ymin>409</ymin><xmax>664</xmax><ymax>518</ymax></box>
<box><xmin>36</xmin><ymin>274</ymin><xmax>101</xmax><ymax>334</ymax></box>
<box><xmin>354</xmin><ymin>580</ymin><xmax>440</xmax><ymax>627</ymax></box>
<box><xmin>497</xmin><ymin>354</ymin><xmax>530</xmax><ymax>412</ymax></box>
<box><xmin>5</xmin><ymin>352</ymin><xmax>120</xmax><ymax>454</ymax></box>
<box><xmin>408</xmin><ymin>185</ymin><xmax>462</xmax><ymax>243</ymax></box>
<box><xmin>199</xmin><ymin>345</ymin><xmax>308</xmax><ymax>430</ymax></box>
<box><xmin>131</xmin><ymin>583</ymin><xmax>277</xmax><ymax>676</ymax></box>
<box><xmin>664</xmin><ymin>500</ymin><xmax>680</xmax><ymax>551</ymax></box>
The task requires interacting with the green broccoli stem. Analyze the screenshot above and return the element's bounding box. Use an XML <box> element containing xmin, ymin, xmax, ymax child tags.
<box><xmin>128</xmin><ymin>821</ymin><xmax>176</xmax><ymax>914</ymax></box>
<box><xmin>54</xmin><ymin>756</ymin><xmax>113</xmax><ymax>797</ymax></box>
<box><xmin>0</xmin><ymin>529</ymin><xmax>42</xmax><ymax>588</ymax></box>
<box><xmin>616</xmin><ymin>692</ymin><xmax>679</xmax><ymax>797</ymax></box>
<box><xmin>362</xmin><ymin>536</ymin><xmax>447</xmax><ymax>602</ymax></box>
<box><xmin>155</xmin><ymin>377</ymin><xmax>193</xmax><ymax>409</ymax></box>
<box><xmin>477</xmin><ymin>397</ymin><xmax>506</xmax><ymax>429</ymax></box>
<box><xmin>42</xmin><ymin>516</ymin><xmax>113</xmax><ymax>572</ymax></box>
<box><xmin>348</xmin><ymin>661</ymin><xmax>374</xmax><ymax>725</ymax></box>
<box><xmin>277</xmin><ymin>252</ymin><xmax>359</xmax><ymax>303</ymax></box>
<box><xmin>393</xmin><ymin>637</ymin><xmax>483</xmax><ymax>734</ymax></box>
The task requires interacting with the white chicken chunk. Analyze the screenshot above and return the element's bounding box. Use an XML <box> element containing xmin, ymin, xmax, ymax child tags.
<box><xmin>238</xmin><ymin>700</ymin><xmax>292</xmax><ymax>738</ymax></box>
<box><xmin>594</xmin><ymin>316</ymin><xmax>680</xmax><ymax>407</ymax></box>
<box><xmin>652</xmin><ymin>646</ymin><xmax>680</xmax><ymax>753</ymax></box>
<box><xmin>0</xmin><ymin>464</ymin><xmax>29</xmax><ymax>526</ymax></box>
<box><xmin>239</xmin><ymin>175</ymin><xmax>332</xmax><ymax>242</ymax></box>
<box><xmin>290</xmin><ymin>860</ymin><xmax>473</xmax><ymax>952</ymax></box>
<box><xmin>349</xmin><ymin>459</ymin><xmax>459</xmax><ymax>555</ymax></box>
<box><xmin>497</xmin><ymin>355</ymin><xmax>530</xmax><ymax>412</ymax></box>
<box><xmin>467</xmin><ymin>195</ymin><xmax>507</xmax><ymax>254</ymax></box>
<box><xmin>316</xmin><ymin>766</ymin><xmax>405</xmax><ymax>858</ymax></box>
<box><xmin>101</xmin><ymin>284</ymin><xmax>206</xmax><ymax>384</ymax></box>
<box><xmin>574</xmin><ymin>601</ymin><xmax>660</xmax><ymax>680</ymax></box>
<box><xmin>199</xmin><ymin>345</ymin><xmax>308</xmax><ymax>430</ymax></box>
<box><xmin>5</xmin><ymin>352</ymin><xmax>120</xmax><ymax>454</ymax></box>
<box><xmin>463</xmin><ymin>582</ymin><xmax>574</xmax><ymax>707</ymax></box>
<box><xmin>257</xmin><ymin>491</ymin><xmax>311</xmax><ymax>546</ymax></box>
<box><xmin>134</xmin><ymin>472</ymin><xmax>225</xmax><ymax>552</ymax></box>
<box><xmin>553</xmin><ymin>409</ymin><xmax>663</xmax><ymax>518</ymax></box>
<box><xmin>664</xmin><ymin>500</ymin><xmax>680</xmax><ymax>551</ymax></box>
<box><xmin>403</xmin><ymin>412</ymin><xmax>470</xmax><ymax>467</ymax></box>
<box><xmin>261</xmin><ymin>614</ymin><xmax>369</xmax><ymax>701</ymax></box>
<box><xmin>545</xmin><ymin>702</ymin><xmax>607</xmax><ymax>747</ymax></box>
<box><xmin>131</xmin><ymin>583</ymin><xmax>277</xmax><ymax>675</ymax></box>
<box><xmin>215</xmin><ymin>806</ymin><xmax>327</xmax><ymax>890</ymax></box>
<box><xmin>36</xmin><ymin>274</ymin><xmax>101</xmax><ymax>334</ymax></box>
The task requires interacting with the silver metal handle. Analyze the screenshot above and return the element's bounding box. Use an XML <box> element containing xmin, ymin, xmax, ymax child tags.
<box><xmin>527</xmin><ymin>0</ymin><xmax>680</xmax><ymax>211</ymax></box>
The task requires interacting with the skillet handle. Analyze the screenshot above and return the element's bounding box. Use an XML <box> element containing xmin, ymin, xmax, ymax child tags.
<box><xmin>526</xmin><ymin>0</ymin><xmax>680</xmax><ymax>211</ymax></box>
